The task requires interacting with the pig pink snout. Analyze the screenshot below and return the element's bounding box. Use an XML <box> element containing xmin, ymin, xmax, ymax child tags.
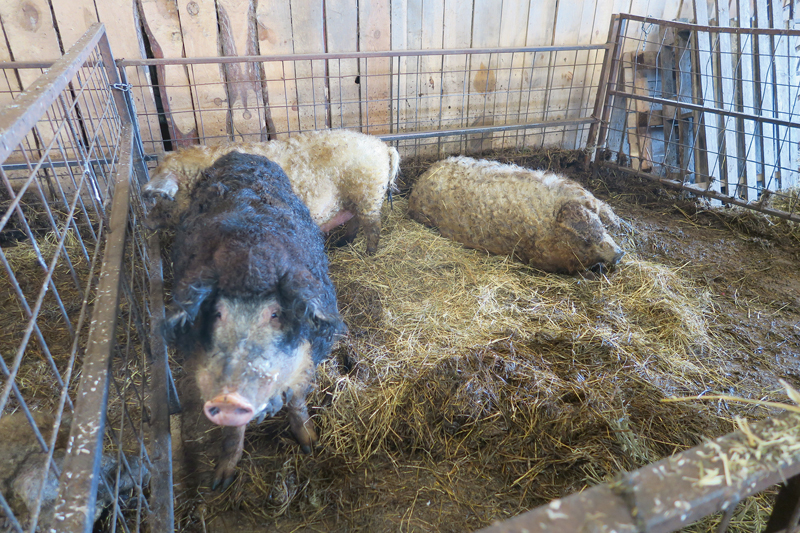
<box><xmin>204</xmin><ymin>392</ymin><xmax>255</xmax><ymax>427</ymax></box>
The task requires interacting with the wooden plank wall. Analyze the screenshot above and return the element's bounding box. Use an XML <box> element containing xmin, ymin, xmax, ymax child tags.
<box><xmin>0</xmin><ymin>0</ymin><xmax>797</xmax><ymax>183</ymax></box>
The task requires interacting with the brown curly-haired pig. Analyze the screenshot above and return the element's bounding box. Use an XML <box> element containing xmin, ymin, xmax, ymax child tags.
<box><xmin>143</xmin><ymin>129</ymin><xmax>400</xmax><ymax>255</ymax></box>
<box><xmin>408</xmin><ymin>156</ymin><xmax>625</xmax><ymax>274</ymax></box>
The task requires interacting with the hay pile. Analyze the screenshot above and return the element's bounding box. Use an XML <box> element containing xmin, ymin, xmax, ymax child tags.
<box><xmin>188</xmin><ymin>192</ymin><xmax>781</xmax><ymax>532</ymax></box>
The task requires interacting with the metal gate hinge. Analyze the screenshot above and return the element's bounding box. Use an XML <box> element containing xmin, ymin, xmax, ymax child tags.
<box><xmin>110</xmin><ymin>83</ymin><xmax>132</xmax><ymax>92</ymax></box>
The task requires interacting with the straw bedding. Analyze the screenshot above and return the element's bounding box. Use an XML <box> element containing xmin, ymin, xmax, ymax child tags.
<box><xmin>172</xmin><ymin>151</ymin><xmax>800</xmax><ymax>532</ymax></box>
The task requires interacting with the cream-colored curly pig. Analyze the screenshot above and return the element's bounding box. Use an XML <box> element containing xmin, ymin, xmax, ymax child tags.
<box><xmin>143</xmin><ymin>129</ymin><xmax>400</xmax><ymax>254</ymax></box>
<box><xmin>408</xmin><ymin>156</ymin><xmax>624</xmax><ymax>273</ymax></box>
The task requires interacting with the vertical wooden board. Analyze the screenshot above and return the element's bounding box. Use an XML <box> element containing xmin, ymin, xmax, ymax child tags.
<box><xmin>491</xmin><ymin>0</ymin><xmax>532</xmax><ymax>149</ymax></box>
<box><xmin>694</xmin><ymin>0</ymin><xmax>722</xmax><ymax>193</ymax></box>
<box><xmin>139</xmin><ymin>0</ymin><xmax>198</xmax><ymax>146</ymax></box>
<box><xmin>717</xmin><ymin>0</ymin><xmax>741</xmax><ymax>196</ymax></box>
<box><xmin>561</xmin><ymin>0</ymin><xmax>600</xmax><ymax>150</ymax></box>
<box><xmin>439</xmin><ymin>0</ymin><xmax>473</xmax><ymax>143</ymax></box>
<box><xmin>177</xmin><ymin>0</ymin><xmax>229</xmax><ymax>144</ymax></box>
<box><xmin>217</xmin><ymin>0</ymin><xmax>266</xmax><ymax>141</ymax></box>
<box><xmin>94</xmin><ymin>0</ymin><xmax>164</xmax><ymax>154</ymax></box>
<box><xmin>521</xmin><ymin>0</ymin><xmax>558</xmax><ymax>148</ymax></box>
<box><xmin>325</xmin><ymin>0</ymin><xmax>360</xmax><ymax>130</ymax></box>
<box><xmin>770</xmin><ymin>0</ymin><xmax>792</xmax><ymax>189</ymax></box>
<box><xmin>395</xmin><ymin>0</ymin><xmax>419</xmax><ymax>137</ymax></box>
<box><xmin>417</xmin><ymin>0</ymin><xmax>445</xmax><ymax>155</ymax></box>
<box><xmin>464</xmin><ymin>0</ymin><xmax>501</xmax><ymax>154</ymax></box>
<box><xmin>256</xmin><ymin>0</ymin><xmax>297</xmax><ymax>138</ymax></box>
<box><xmin>736</xmin><ymin>0</ymin><xmax>758</xmax><ymax>199</ymax></box>
<box><xmin>789</xmin><ymin>17</ymin><xmax>800</xmax><ymax>188</ymax></box>
<box><xmin>358</xmin><ymin>0</ymin><xmax>391</xmax><ymax>134</ymax></box>
<box><xmin>289</xmin><ymin>0</ymin><xmax>326</xmax><ymax>132</ymax></box>
<box><xmin>50</xmin><ymin>0</ymin><xmax>98</xmax><ymax>50</ymax></box>
<box><xmin>755</xmin><ymin>0</ymin><xmax>777</xmax><ymax>190</ymax></box>
<box><xmin>543</xmin><ymin>0</ymin><xmax>587</xmax><ymax>148</ymax></box>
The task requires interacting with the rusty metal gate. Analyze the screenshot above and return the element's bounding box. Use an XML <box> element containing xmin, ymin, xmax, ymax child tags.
<box><xmin>590</xmin><ymin>14</ymin><xmax>800</xmax><ymax>222</ymax></box>
<box><xmin>0</xmin><ymin>25</ymin><xmax>174</xmax><ymax>532</ymax></box>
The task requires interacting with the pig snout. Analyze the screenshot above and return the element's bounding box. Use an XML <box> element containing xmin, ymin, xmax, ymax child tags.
<box><xmin>204</xmin><ymin>392</ymin><xmax>256</xmax><ymax>426</ymax></box>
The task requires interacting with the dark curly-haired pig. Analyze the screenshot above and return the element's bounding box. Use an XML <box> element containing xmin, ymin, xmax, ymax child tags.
<box><xmin>166</xmin><ymin>152</ymin><xmax>346</xmax><ymax>490</ymax></box>
<box><xmin>408</xmin><ymin>156</ymin><xmax>624</xmax><ymax>274</ymax></box>
<box><xmin>143</xmin><ymin>129</ymin><xmax>400</xmax><ymax>254</ymax></box>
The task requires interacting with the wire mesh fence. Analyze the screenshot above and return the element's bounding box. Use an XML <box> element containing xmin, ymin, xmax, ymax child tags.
<box><xmin>0</xmin><ymin>25</ymin><xmax>172</xmax><ymax>533</ymax></box>
<box><xmin>117</xmin><ymin>44</ymin><xmax>609</xmax><ymax>161</ymax></box>
<box><xmin>591</xmin><ymin>14</ymin><xmax>800</xmax><ymax>221</ymax></box>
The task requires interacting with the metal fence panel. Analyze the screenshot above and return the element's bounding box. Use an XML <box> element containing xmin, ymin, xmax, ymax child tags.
<box><xmin>0</xmin><ymin>24</ymin><xmax>171</xmax><ymax>533</ymax></box>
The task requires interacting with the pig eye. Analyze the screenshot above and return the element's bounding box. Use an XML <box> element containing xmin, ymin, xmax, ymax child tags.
<box><xmin>271</xmin><ymin>311</ymin><xmax>279</xmax><ymax>319</ymax></box>
<box><xmin>214</xmin><ymin>311</ymin><xmax>222</xmax><ymax>320</ymax></box>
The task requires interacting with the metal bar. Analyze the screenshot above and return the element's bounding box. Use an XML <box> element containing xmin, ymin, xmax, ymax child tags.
<box><xmin>51</xmin><ymin>123</ymin><xmax>133</xmax><ymax>533</ymax></box>
<box><xmin>601</xmin><ymin>162</ymin><xmax>800</xmax><ymax>222</ymax></box>
<box><xmin>0</xmin><ymin>24</ymin><xmax>105</xmax><ymax>163</ymax></box>
<box><xmin>145</xmin><ymin>230</ymin><xmax>176</xmax><ymax>533</ymax></box>
<box><xmin>477</xmin><ymin>411</ymin><xmax>800</xmax><ymax>533</ymax></box>
<box><xmin>588</xmin><ymin>15</ymin><xmax>623</xmax><ymax>162</ymax></box>
<box><xmin>607</xmin><ymin>89</ymin><xmax>800</xmax><ymax>129</ymax></box>
<box><xmin>618</xmin><ymin>14</ymin><xmax>800</xmax><ymax>36</ymax></box>
<box><xmin>115</xmin><ymin>44</ymin><xmax>611</xmax><ymax>67</ymax></box>
<box><xmin>378</xmin><ymin>117</ymin><xmax>598</xmax><ymax>142</ymax></box>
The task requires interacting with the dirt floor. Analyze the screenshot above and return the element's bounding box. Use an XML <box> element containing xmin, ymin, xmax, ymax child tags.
<box><xmin>170</xmin><ymin>151</ymin><xmax>800</xmax><ymax>533</ymax></box>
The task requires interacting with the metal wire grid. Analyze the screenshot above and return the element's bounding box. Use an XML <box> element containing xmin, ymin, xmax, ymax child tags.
<box><xmin>117</xmin><ymin>45</ymin><xmax>607</xmax><ymax>160</ymax></box>
<box><xmin>0</xmin><ymin>25</ymin><xmax>171</xmax><ymax>532</ymax></box>
<box><xmin>593</xmin><ymin>15</ymin><xmax>800</xmax><ymax>221</ymax></box>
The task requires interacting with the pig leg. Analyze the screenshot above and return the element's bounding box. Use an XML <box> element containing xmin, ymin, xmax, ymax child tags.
<box><xmin>212</xmin><ymin>425</ymin><xmax>245</xmax><ymax>491</ymax></box>
<box><xmin>358</xmin><ymin>209</ymin><xmax>383</xmax><ymax>255</ymax></box>
<box><xmin>285</xmin><ymin>387</ymin><xmax>317</xmax><ymax>454</ymax></box>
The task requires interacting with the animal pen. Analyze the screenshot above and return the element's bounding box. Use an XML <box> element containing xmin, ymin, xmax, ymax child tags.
<box><xmin>0</xmin><ymin>10</ymin><xmax>799</xmax><ymax>533</ymax></box>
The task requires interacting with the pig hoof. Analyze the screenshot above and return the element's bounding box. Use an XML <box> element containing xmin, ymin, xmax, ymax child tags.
<box><xmin>300</xmin><ymin>444</ymin><xmax>313</xmax><ymax>455</ymax></box>
<box><xmin>212</xmin><ymin>464</ymin><xmax>237</xmax><ymax>491</ymax></box>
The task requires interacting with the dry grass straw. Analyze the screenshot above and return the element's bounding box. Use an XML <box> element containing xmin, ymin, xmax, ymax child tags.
<box><xmin>202</xmin><ymin>193</ymin><xmax>780</xmax><ymax>531</ymax></box>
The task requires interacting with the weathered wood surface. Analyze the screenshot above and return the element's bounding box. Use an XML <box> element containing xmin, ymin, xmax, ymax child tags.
<box><xmin>177</xmin><ymin>0</ymin><xmax>229</xmax><ymax>144</ymax></box>
<box><xmin>139</xmin><ymin>0</ymin><xmax>198</xmax><ymax>146</ymax></box>
<box><xmin>217</xmin><ymin>0</ymin><xmax>266</xmax><ymax>141</ymax></box>
<box><xmin>0</xmin><ymin>0</ymin><xmax>797</xmax><ymax>173</ymax></box>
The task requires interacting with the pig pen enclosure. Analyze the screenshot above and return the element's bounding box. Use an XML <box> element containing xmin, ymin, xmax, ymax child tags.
<box><xmin>1</xmin><ymin>8</ymin><xmax>800</xmax><ymax>533</ymax></box>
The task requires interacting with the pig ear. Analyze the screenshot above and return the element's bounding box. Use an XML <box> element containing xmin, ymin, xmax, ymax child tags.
<box><xmin>557</xmin><ymin>201</ymin><xmax>604</xmax><ymax>240</ymax></box>
<box><xmin>279</xmin><ymin>270</ymin><xmax>344</xmax><ymax>334</ymax></box>
<box><xmin>164</xmin><ymin>268</ymin><xmax>217</xmax><ymax>339</ymax></box>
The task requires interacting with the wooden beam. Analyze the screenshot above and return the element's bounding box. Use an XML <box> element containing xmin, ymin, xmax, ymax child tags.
<box><xmin>325</xmin><ymin>0</ymin><xmax>360</xmax><ymax>131</ymax></box>
<box><xmin>716</xmin><ymin>0</ymin><xmax>740</xmax><ymax>198</ymax></box>
<box><xmin>256</xmin><ymin>0</ymin><xmax>297</xmax><ymax>138</ymax></box>
<box><xmin>694</xmin><ymin>0</ymin><xmax>722</xmax><ymax>198</ymax></box>
<box><xmin>177</xmin><ymin>0</ymin><xmax>229</xmax><ymax>144</ymax></box>
<box><xmin>217</xmin><ymin>0</ymin><xmax>267</xmax><ymax>141</ymax></box>
<box><xmin>94</xmin><ymin>0</ymin><xmax>164</xmax><ymax>154</ymax></box>
<box><xmin>290</xmin><ymin>0</ymin><xmax>327</xmax><ymax>132</ymax></box>
<box><xmin>358</xmin><ymin>0</ymin><xmax>391</xmax><ymax>134</ymax></box>
<box><xmin>139</xmin><ymin>0</ymin><xmax>198</xmax><ymax>146</ymax></box>
<box><xmin>738</xmin><ymin>0</ymin><xmax>759</xmax><ymax>200</ymax></box>
<box><xmin>770</xmin><ymin>0</ymin><xmax>793</xmax><ymax>190</ymax></box>
<box><xmin>755</xmin><ymin>0</ymin><xmax>777</xmax><ymax>191</ymax></box>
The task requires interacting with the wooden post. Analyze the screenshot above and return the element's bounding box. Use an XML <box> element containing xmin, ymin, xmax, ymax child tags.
<box><xmin>177</xmin><ymin>0</ymin><xmax>230</xmax><ymax>144</ymax></box>
<box><xmin>738</xmin><ymin>0</ymin><xmax>759</xmax><ymax>200</ymax></box>
<box><xmin>217</xmin><ymin>0</ymin><xmax>267</xmax><ymax>141</ymax></box>
<box><xmin>256</xmin><ymin>0</ymin><xmax>297</xmax><ymax>138</ymax></box>
<box><xmin>359</xmin><ymin>0</ymin><xmax>392</xmax><ymax>134</ymax></box>
<box><xmin>325</xmin><ymin>0</ymin><xmax>361</xmax><ymax>131</ymax></box>
<box><xmin>716</xmin><ymin>1</ymin><xmax>740</xmax><ymax>198</ymax></box>
<box><xmin>694</xmin><ymin>0</ymin><xmax>722</xmax><ymax>198</ymax></box>
<box><xmin>139</xmin><ymin>0</ymin><xmax>199</xmax><ymax>146</ymax></box>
